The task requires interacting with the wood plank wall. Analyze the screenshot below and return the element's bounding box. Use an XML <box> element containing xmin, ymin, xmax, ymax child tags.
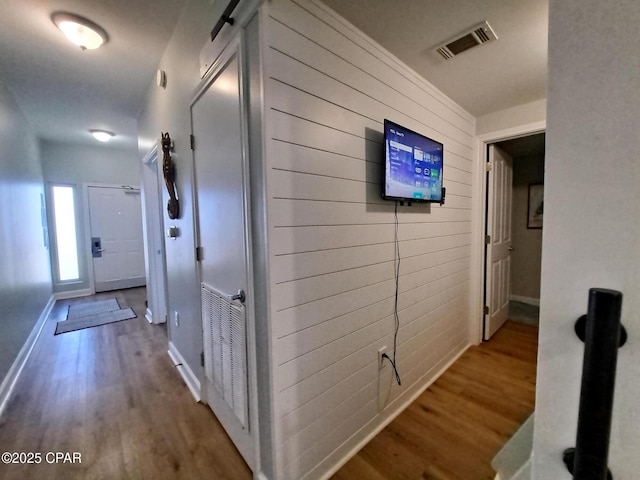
<box><xmin>262</xmin><ymin>1</ymin><xmax>476</xmax><ymax>477</ymax></box>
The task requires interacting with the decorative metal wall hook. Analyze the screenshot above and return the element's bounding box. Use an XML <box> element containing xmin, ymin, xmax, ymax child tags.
<box><xmin>162</xmin><ymin>132</ymin><xmax>180</xmax><ymax>220</ymax></box>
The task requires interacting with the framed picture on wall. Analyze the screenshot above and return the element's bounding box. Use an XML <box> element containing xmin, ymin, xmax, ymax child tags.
<box><xmin>527</xmin><ymin>183</ymin><xmax>544</xmax><ymax>229</ymax></box>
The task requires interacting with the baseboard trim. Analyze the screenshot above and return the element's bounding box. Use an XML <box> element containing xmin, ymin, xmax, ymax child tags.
<box><xmin>168</xmin><ymin>341</ymin><xmax>201</xmax><ymax>402</ymax></box>
<box><xmin>54</xmin><ymin>288</ymin><xmax>93</xmax><ymax>300</ymax></box>
<box><xmin>510</xmin><ymin>295</ymin><xmax>540</xmax><ymax>307</ymax></box>
<box><xmin>145</xmin><ymin>308</ymin><xmax>167</xmax><ymax>325</ymax></box>
<box><xmin>95</xmin><ymin>278</ymin><xmax>146</xmax><ymax>293</ymax></box>
<box><xmin>317</xmin><ymin>341</ymin><xmax>471</xmax><ymax>480</ymax></box>
<box><xmin>0</xmin><ymin>294</ymin><xmax>55</xmax><ymax>419</ymax></box>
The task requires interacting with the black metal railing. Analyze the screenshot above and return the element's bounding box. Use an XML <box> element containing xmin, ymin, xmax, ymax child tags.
<box><xmin>563</xmin><ymin>288</ymin><xmax>626</xmax><ymax>480</ymax></box>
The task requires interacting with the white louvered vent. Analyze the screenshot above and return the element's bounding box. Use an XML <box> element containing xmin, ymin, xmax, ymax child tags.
<box><xmin>201</xmin><ymin>283</ymin><xmax>248</xmax><ymax>428</ymax></box>
<box><xmin>434</xmin><ymin>21</ymin><xmax>498</xmax><ymax>60</ymax></box>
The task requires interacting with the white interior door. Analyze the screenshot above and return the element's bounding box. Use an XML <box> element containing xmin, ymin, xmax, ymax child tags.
<box><xmin>192</xmin><ymin>42</ymin><xmax>254</xmax><ymax>468</ymax></box>
<box><xmin>88</xmin><ymin>185</ymin><xmax>146</xmax><ymax>292</ymax></box>
<box><xmin>485</xmin><ymin>145</ymin><xmax>513</xmax><ymax>339</ymax></box>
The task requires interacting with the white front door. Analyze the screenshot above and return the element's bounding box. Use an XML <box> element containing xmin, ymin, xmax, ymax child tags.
<box><xmin>485</xmin><ymin>145</ymin><xmax>513</xmax><ymax>339</ymax></box>
<box><xmin>88</xmin><ymin>185</ymin><xmax>146</xmax><ymax>292</ymax></box>
<box><xmin>191</xmin><ymin>40</ymin><xmax>254</xmax><ymax>468</ymax></box>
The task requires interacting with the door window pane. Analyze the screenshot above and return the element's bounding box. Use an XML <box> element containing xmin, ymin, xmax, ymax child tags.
<box><xmin>52</xmin><ymin>185</ymin><xmax>79</xmax><ymax>281</ymax></box>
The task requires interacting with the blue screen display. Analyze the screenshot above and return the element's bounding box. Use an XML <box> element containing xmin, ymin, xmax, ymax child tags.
<box><xmin>383</xmin><ymin>120</ymin><xmax>443</xmax><ymax>202</ymax></box>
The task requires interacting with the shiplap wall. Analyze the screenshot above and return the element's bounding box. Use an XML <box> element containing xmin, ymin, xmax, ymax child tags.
<box><xmin>263</xmin><ymin>0</ymin><xmax>475</xmax><ymax>477</ymax></box>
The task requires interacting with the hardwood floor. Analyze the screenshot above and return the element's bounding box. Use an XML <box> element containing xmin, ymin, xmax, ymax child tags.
<box><xmin>332</xmin><ymin>321</ymin><xmax>538</xmax><ymax>480</ymax></box>
<box><xmin>1</xmin><ymin>292</ymin><xmax>536</xmax><ymax>480</ymax></box>
<box><xmin>0</xmin><ymin>288</ymin><xmax>251</xmax><ymax>480</ymax></box>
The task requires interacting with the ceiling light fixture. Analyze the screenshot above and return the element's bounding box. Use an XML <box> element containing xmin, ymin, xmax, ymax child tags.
<box><xmin>90</xmin><ymin>129</ymin><xmax>115</xmax><ymax>142</ymax></box>
<box><xmin>52</xmin><ymin>12</ymin><xmax>109</xmax><ymax>50</ymax></box>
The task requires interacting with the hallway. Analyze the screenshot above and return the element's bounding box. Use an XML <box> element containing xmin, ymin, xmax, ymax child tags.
<box><xmin>0</xmin><ymin>288</ymin><xmax>250</xmax><ymax>480</ymax></box>
<box><xmin>0</xmin><ymin>291</ymin><xmax>536</xmax><ymax>480</ymax></box>
<box><xmin>333</xmin><ymin>321</ymin><xmax>538</xmax><ymax>479</ymax></box>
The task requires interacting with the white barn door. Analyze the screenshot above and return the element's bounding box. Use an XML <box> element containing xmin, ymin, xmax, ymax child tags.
<box><xmin>191</xmin><ymin>38</ymin><xmax>254</xmax><ymax>469</ymax></box>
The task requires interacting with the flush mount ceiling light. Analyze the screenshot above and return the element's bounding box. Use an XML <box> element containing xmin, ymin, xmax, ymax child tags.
<box><xmin>90</xmin><ymin>129</ymin><xmax>115</xmax><ymax>142</ymax></box>
<box><xmin>52</xmin><ymin>12</ymin><xmax>109</xmax><ymax>50</ymax></box>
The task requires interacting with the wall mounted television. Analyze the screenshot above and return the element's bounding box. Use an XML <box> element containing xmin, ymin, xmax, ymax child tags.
<box><xmin>382</xmin><ymin>119</ymin><xmax>445</xmax><ymax>204</ymax></box>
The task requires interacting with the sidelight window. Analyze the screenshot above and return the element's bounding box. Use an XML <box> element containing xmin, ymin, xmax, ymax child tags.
<box><xmin>51</xmin><ymin>185</ymin><xmax>80</xmax><ymax>281</ymax></box>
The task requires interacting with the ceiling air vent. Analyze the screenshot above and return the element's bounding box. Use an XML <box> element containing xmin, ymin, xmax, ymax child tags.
<box><xmin>435</xmin><ymin>21</ymin><xmax>498</xmax><ymax>60</ymax></box>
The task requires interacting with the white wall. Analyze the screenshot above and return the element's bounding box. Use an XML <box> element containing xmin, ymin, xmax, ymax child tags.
<box><xmin>137</xmin><ymin>0</ymin><xmax>214</xmax><ymax>403</ymax></box>
<box><xmin>476</xmin><ymin>98</ymin><xmax>546</xmax><ymax>137</ymax></box>
<box><xmin>138</xmin><ymin>1</ymin><xmax>279</xmax><ymax>475</ymax></box>
<box><xmin>0</xmin><ymin>83</ymin><xmax>52</xmax><ymax>381</ymax></box>
<box><xmin>138</xmin><ymin>3</ymin><xmax>275</xmax><ymax>475</ymax></box>
<box><xmin>263</xmin><ymin>1</ymin><xmax>474</xmax><ymax>477</ymax></box>
<box><xmin>534</xmin><ymin>0</ymin><xmax>640</xmax><ymax>478</ymax></box>
<box><xmin>40</xmin><ymin>140</ymin><xmax>140</xmax><ymax>294</ymax></box>
<box><xmin>41</xmin><ymin>141</ymin><xmax>140</xmax><ymax>187</ymax></box>
<box><xmin>511</xmin><ymin>154</ymin><xmax>544</xmax><ymax>301</ymax></box>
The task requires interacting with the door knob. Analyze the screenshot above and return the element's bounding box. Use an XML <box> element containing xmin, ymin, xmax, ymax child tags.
<box><xmin>508</xmin><ymin>246</ymin><xmax>515</xmax><ymax>251</ymax></box>
<box><xmin>228</xmin><ymin>289</ymin><xmax>245</xmax><ymax>304</ymax></box>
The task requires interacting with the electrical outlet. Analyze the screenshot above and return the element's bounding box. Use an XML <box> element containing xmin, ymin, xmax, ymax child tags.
<box><xmin>378</xmin><ymin>346</ymin><xmax>388</xmax><ymax>370</ymax></box>
<box><xmin>174</xmin><ymin>311</ymin><xmax>180</xmax><ymax>327</ymax></box>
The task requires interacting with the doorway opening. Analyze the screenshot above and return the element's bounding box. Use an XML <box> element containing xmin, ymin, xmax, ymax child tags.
<box><xmin>482</xmin><ymin>132</ymin><xmax>545</xmax><ymax>340</ymax></box>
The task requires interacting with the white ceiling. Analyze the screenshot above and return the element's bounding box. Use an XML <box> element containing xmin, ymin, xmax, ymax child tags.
<box><xmin>321</xmin><ymin>0</ymin><xmax>549</xmax><ymax>117</ymax></box>
<box><xmin>0</xmin><ymin>0</ymin><xmax>185</xmax><ymax>150</ymax></box>
<box><xmin>0</xmin><ymin>0</ymin><xmax>548</xmax><ymax>152</ymax></box>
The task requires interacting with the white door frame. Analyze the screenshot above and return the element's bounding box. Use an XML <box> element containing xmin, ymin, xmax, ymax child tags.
<box><xmin>471</xmin><ymin>120</ymin><xmax>546</xmax><ymax>344</ymax></box>
<box><xmin>141</xmin><ymin>145</ymin><xmax>169</xmax><ymax>324</ymax></box>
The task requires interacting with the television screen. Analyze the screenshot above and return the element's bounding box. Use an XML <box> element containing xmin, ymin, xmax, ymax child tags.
<box><xmin>383</xmin><ymin>119</ymin><xmax>444</xmax><ymax>203</ymax></box>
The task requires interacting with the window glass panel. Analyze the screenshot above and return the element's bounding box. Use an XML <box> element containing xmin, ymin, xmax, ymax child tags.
<box><xmin>52</xmin><ymin>185</ymin><xmax>79</xmax><ymax>281</ymax></box>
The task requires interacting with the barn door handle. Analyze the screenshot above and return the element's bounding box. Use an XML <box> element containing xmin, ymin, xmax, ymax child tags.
<box><xmin>228</xmin><ymin>289</ymin><xmax>245</xmax><ymax>304</ymax></box>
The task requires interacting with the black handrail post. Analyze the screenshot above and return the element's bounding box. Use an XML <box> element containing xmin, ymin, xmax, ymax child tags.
<box><xmin>572</xmin><ymin>288</ymin><xmax>623</xmax><ymax>479</ymax></box>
